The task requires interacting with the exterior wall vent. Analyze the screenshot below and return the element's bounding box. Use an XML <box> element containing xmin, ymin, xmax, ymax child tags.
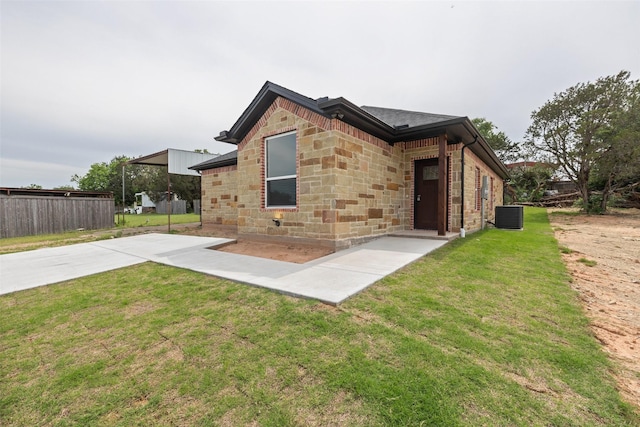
<box><xmin>495</xmin><ymin>205</ymin><xmax>524</xmax><ymax>230</ymax></box>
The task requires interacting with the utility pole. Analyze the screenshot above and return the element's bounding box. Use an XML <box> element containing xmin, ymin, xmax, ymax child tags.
<box><xmin>122</xmin><ymin>164</ymin><xmax>126</xmax><ymax>225</ymax></box>
<box><xmin>167</xmin><ymin>172</ymin><xmax>171</xmax><ymax>233</ymax></box>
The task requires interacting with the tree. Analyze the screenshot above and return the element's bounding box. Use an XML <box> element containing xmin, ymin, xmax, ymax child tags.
<box><xmin>129</xmin><ymin>165</ymin><xmax>166</xmax><ymax>203</ymax></box>
<box><xmin>21</xmin><ymin>184</ymin><xmax>43</xmax><ymax>189</ymax></box>
<box><xmin>506</xmin><ymin>163</ymin><xmax>556</xmax><ymax>203</ymax></box>
<box><xmin>590</xmin><ymin>86</ymin><xmax>640</xmax><ymax>210</ymax></box>
<box><xmin>168</xmin><ymin>174</ymin><xmax>201</xmax><ymax>211</ymax></box>
<box><xmin>139</xmin><ymin>168</ymin><xmax>201</xmax><ymax>212</ymax></box>
<box><xmin>72</xmin><ymin>155</ymin><xmax>133</xmax><ymax>205</ymax></box>
<box><xmin>525</xmin><ymin>71</ymin><xmax>639</xmax><ymax>213</ymax></box>
<box><xmin>472</xmin><ymin>118</ymin><xmax>519</xmax><ymax>163</ymax></box>
<box><xmin>74</xmin><ymin>149</ymin><xmax>210</xmax><ymax>211</ymax></box>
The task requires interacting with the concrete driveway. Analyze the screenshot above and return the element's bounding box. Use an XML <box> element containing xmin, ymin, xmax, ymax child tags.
<box><xmin>0</xmin><ymin>234</ymin><xmax>447</xmax><ymax>304</ymax></box>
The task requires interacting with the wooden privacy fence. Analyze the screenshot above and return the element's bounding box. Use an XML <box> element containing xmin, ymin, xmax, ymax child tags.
<box><xmin>0</xmin><ymin>195</ymin><xmax>115</xmax><ymax>238</ymax></box>
<box><xmin>155</xmin><ymin>200</ymin><xmax>187</xmax><ymax>215</ymax></box>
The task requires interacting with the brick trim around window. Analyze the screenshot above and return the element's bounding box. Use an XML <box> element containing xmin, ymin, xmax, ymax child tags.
<box><xmin>260</xmin><ymin>127</ymin><xmax>299</xmax><ymax>212</ymax></box>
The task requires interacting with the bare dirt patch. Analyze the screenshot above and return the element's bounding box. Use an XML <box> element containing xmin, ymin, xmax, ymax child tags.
<box><xmin>184</xmin><ymin>225</ymin><xmax>334</xmax><ymax>263</ymax></box>
<box><xmin>215</xmin><ymin>240</ymin><xmax>334</xmax><ymax>264</ymax></box>
<box><xmin>0</xmin><ymin>222</ymin><xmax>332</xmax><ymax>264</ymax></box>
<box><xmin>549</xmin><ymin>208</ymin><xmax>640</xmax><ymax>409</ymax></box>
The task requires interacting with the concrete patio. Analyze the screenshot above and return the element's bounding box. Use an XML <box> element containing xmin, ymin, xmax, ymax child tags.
<box><xmin>0</xmin><ymin>233</ymin><xmax>448</xmax><ymax>304</ymax></box>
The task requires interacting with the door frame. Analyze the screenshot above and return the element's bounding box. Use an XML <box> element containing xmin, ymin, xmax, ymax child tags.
<box><xmin>411</xmin><ymin>155</ymin><xmax>450</xmax><ymax>231</ymax></box>
<box><xmin>413</xmin><ymin>158</ymin><xmax>439</xmax><ymax>229</ymax></box>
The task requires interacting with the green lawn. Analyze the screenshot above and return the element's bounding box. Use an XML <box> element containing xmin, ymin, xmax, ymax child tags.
<box><xmin>115</xmin><ymin>213</ymin><xmax>200</xmax><ymax>227</ymax></box>
<box><xmin>1</xmin><ymin>208</ymin><xmax>637</xmax><ymax>426</ymax></box>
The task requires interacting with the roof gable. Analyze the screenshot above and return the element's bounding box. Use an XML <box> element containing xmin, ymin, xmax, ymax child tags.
<box><xmin>215</xmin><ymin>82</ymin><xmax>327</xmax><ymax>144</ymax></box>
<box><xmin>212</xmin><ymin>81</ymin><xmax>508</xmax><ymax>178</ymax></box>
<box><xmin>215</xmin><ymin>81</ymin><xmax>473</xmax><ymax>146</ymax></box>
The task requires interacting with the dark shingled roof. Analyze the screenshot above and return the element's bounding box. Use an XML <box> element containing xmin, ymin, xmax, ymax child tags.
<box><xmin>189</xmin><ymin>150</ymin><xmax>238</xmax><ymax>171</ymax></box>
<box><xmin>360</xmin><ymin>106</ymin><xmax>461</xmax><ymax>129</ymax></box>
<box><xmin>206</xmin><ymin>81</ymin><xmax>508</xmax><ymax>178</ymax></box>
<box><xmin>214</xmin><ymin>82</ymin><xmax>327</xmax><ymax>145</ymax></box>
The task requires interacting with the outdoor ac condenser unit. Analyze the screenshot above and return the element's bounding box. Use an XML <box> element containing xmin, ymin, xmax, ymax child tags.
<box><xmin>495</xmin><ymin>205</ymin><xmax>524</xmax><ymax>230</ymax></box>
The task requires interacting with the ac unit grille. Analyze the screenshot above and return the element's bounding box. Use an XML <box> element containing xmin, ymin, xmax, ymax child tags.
<box><xmin>495</xmin><ymin>206</ymin><xmax>523</xmax><ymax>230</ymax></box>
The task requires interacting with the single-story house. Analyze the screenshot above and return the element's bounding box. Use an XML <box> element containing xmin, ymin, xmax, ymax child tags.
<box><xmin>190</xmin><ymin>82</ymin><xmax>508</xmax><ymax>249</ymax></box>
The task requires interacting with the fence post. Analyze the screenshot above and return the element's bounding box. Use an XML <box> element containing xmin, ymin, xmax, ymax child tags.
<box><xmin>167</xmin><ymin>173</ymin><xmax>171</xmax><ymax>233</ymax></box>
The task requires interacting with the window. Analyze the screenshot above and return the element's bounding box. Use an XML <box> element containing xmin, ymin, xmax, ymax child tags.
<box><xmin>422</xmin><ymin>165</ymin><xmax>438</xmax><ymax>180</ymax></box>
<box><xmin>475</xmin><ymin>167</ymin><xmax>481</xmax><ymax>211</ymax></box>
<box><xmin>489</xmin><ymin>176</ymin><xmax>494</xmax><ymax>211</ymax></box>
<box><xmin>265</xmin><ymin>131</ymin><xmax>297</xmax><ymax>208</ymax></box>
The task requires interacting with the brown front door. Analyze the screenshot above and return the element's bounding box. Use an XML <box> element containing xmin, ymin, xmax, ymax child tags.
<box><xmin>414</xmin><ymin>158</ymin><xmax>439</xmax><ymax>229</ymax></box>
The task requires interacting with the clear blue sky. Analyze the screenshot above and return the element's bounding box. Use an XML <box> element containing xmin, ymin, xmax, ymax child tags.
<box><xmin>2</xmin><ymin>0</ymin><xmax>639</xmax><ymax>188</ymax></box>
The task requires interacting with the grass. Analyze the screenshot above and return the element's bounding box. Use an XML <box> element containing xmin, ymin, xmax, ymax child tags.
<box><xmin>115</xmin><ymin>213</ymin><xmax>200</xmax><ymax>227</ymax></box>
<box><xmin>549</xmin><ymin>209</ymin><xmax>582</xmax><ymax>217</ymax></box>
<box><xmin>1</xmin><ymin>208</ymin><xmax>637</xmax><ymax>425</ymax></box>
<box><xmin>0</xmin><ymin>214</ymin><xmax>200</xmax><ymax>254</ymax></box>
<box><xmin>0</xmin><ymin>230</ymin><xmax>118</xmax><ymax>255</ymax></box>
<box><xmin>578</xmin><ymin>257</ymin><xmax>598</xmax><ymax>267</ymax></box>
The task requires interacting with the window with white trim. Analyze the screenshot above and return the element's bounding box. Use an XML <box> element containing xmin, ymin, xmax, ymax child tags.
<box><xmin>265</xmin><ymin>131</ymin><xmax>297</xmax><ymax>208</ymax></box>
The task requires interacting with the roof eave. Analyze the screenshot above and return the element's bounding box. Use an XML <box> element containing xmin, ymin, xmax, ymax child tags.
<box><xmin>460</xmin><ymin>120</ymin><xmax>510</xmax><ymax>179</ymax></box>
<box><xmin>318</xmin><ymin>97</ymin><xmax>397</xmax><ymax>141</ymax></box>
<box><xmin>189</xmin><ymin>158</ymin><xmax>237</xmax><ymax>171</ymax></box>
<box><xmin>390</xmin><ymin>117</ymin><xmax>468</xmax><ymax>144</ymax></box>
<box><xmin>189</xmin><ymin>151</ymin><xmax>239</xmax><ymax>171</ymax></box>
<box><xmin>214</xmin><ymin>82</ymin><xmax>509</xmax><ymax>179</ymax></box>
<box><xmin>127</xmin><ymin>149</ymin><xmax>169</xmax><ymax>166</ymax></box>
<box><xmin>391</xmin><ymin>117</ymin><xmax>509</xmax><ymax>179</ymax></box>
<box><xmin>216</xmin><ymin>81</ymin><xmax>331</xmax><ymax>145</ymax></box>
<box><xmin>214</xmin><ymin>131</ymin><xmax>238</xmax><ymax>144</ymax></box>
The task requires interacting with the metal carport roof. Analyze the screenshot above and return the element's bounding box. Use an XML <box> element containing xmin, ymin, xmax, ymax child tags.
<box><xmin>127</xmin><ymin>148</ymin><xmax>218</xmax><ymax>175</ymax></box>
<box><xmin>124</xmin><ymin>149</ymin><xmax>219</xmax><ymax>232</ymax></box>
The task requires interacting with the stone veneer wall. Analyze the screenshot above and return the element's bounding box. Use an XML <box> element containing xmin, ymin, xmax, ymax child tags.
<box><xmin>201</xmin><ymin>96</ymin><xmax>504</xmax><ymax>245</ymax></box>
<box><xmin>328</xmin><ymin>124</ymin><xmax>405</xmax><ymax>244</ymax></box>
<box><xmin>401</xmin><ymin>138</ymin><xmax>461</xmax><ymax>232</ymax></box>
<box><xmin>399</xmin><ymin>139</ymin><xmax>503</xmax><ymax>233</ymax></box>
<box><xmin>235</xmin><ymin>99</ymin><xmax>334</xmax><ymax>246</ymax></box>
<box><xmin>201</xmin><ymin>165</ymin><xmax>238</xmax><ymax>228</ymax></box>
<box><xmin>233</xmin><ymin>97</ymin><xmax>407</xmax><ymax>248</ymax></box>
<box><xmin>462</xmin><ymin>150</ymin><xmax>503</xmax><ymax>232</ymax></box>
